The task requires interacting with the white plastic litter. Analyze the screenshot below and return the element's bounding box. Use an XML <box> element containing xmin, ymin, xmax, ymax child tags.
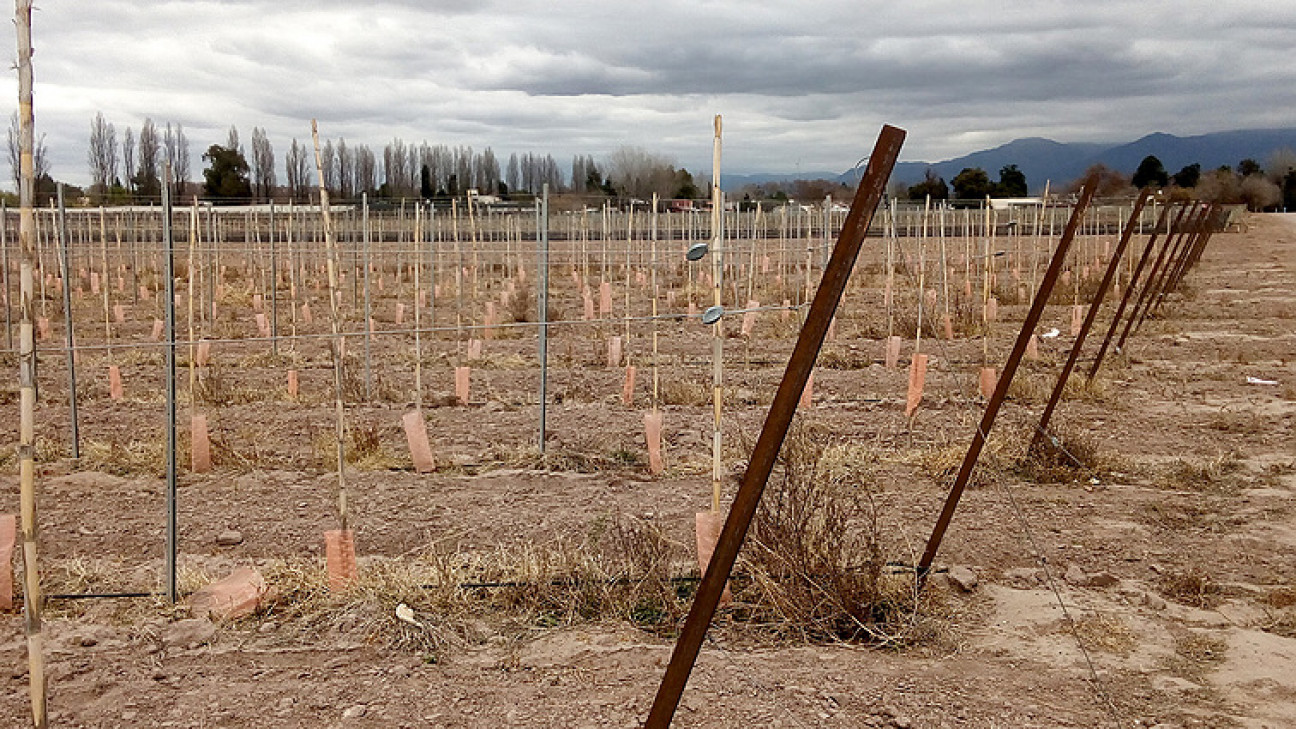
<box><xmin>1246</xmin><ymin>376</ymin><xmax>1279</xmax><ymax>386</ymax></box>
<box><xmin>1041</xmin><ymin>328</ymin><xmax>1061</xmax><ymax>338</ymax></box>
<box><xmin>395</xmin><ymin>602</ymin><xmax>422</xmax><ymax>628</ymax></box>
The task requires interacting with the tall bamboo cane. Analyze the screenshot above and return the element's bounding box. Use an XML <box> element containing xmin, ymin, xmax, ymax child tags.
<box><xmin>15</xmin><ymin>1</ymin><xmax>47</xmax><ymax>724</ymax></box>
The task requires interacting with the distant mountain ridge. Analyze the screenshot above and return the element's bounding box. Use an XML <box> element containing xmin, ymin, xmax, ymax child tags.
<box><xmin>724</xmin><ymin>128</ymin><xmax>1296</xmax><ymax>195</ymax></box>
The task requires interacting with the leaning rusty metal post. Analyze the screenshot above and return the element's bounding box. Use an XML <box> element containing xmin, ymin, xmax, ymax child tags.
<box><xmin>1160</xmin><ymin>204</ymin><xmax>1219</xmax><ymax>301</ymax></box>
<box><xmin>1030</xmin><ymin>189</ymin><xmax>1150</xmax><ymax>454</ymax></box>
<box><xmin>1087</xmin><ymin>200</ymin><xmax>1177</xmax><ymax>383</ymax></box>
<box><xmin>644</xmin><ymin>124</ymin><xmax>905</xmax><ymax>729</ymax></box>
<box><xmin>1135</xmin><ymin>202</ymin><xmax>1209</xmax><ymax>331</ymax></box>
<box><xmin>1115</xmin><ymin>202</ymin><xmax>1198</xmax><ymax>354</ymax></box>
<box><xmin>916</xmin><ymin>175</ymin><xmax>1098</xmax><ymax>584</ymax></box>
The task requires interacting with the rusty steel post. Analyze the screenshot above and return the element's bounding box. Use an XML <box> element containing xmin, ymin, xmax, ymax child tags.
<box><xmin>1030</xmin><ymin>189</ymin><xmax>1150</xmax><ymax>455</ymax></box>
<box><xmin>1115</xmin><ymin>202</ymin><xmax>1199</xmax><ymax>353</ymax></box>
<box><xmin>1135</xmin><ymin>202</ymin><xmax>1209</xmax><ymax>331</ymax></box>
<box><xmin>1087</xmin><ymin>200</ymin><xmax>1177</xmax><ymax>383</ymax></box>
<box><xmin>1160</xmin><ymin>203</ymin><xmax>1219</xmax><ymax>300</ymax></box>
<box><xmin>916</xmin><ymin>175</ymin><xmax>1098</xmax><ymax>583</ymax></box>
<box><xmin>643</xmin><ymin>124</ymin><xmax>905</xmax><ymax>729</ymax></box>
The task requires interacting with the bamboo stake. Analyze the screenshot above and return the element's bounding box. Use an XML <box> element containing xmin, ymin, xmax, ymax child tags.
<box><xmin>311</xmin><ymin>120</ymin><xmax>350</xmax><ymax>535</ymax></box>
<box><xmin>362</xmin><ymin>194</ymin><xmax>371</xmax><ymax>399</ymax></box>
<box><xmin>916</xmin><ymin>195</ymin><xmax>929</xmax><ymax>353</ymax></box>
<box><xmin>2</xmin><ymin>201</ymin><xmax>10</xmax><ymax>352</ymax></box>
<box><xmin>939</xmin><ymin>201</ymin><xmax>950</xmax><ymax>335</ymax></box>
<box><xmin>710</xmin><ymin>114</ymin><xmax>724</xmax><ymax>514</ymax></box>
<box><xmin>982</xmin><ymin>199</ymin><xmax>993</xmax><ymax>364</ymax></box>
<box><xmin>645</xmin><ymin>193</ymin><xmax>658</xmax><ymax>407</ymax></box>
<box><xmin>15</xmin><ymin>1</ymin><xmax>47</xmax><ymax>721</ymax></box>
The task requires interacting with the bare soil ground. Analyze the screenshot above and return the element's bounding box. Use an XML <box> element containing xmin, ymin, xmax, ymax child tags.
<box><xmin>1</xmin><ymin>212</ymin><xmax>1293</xmax><ymax>728</ymax></box>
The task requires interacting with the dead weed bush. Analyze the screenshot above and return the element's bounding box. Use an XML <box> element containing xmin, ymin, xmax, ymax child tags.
<box><xmin>1157</xmin><ymin>568</ymin><xmax>1223</xmax><ymax>609</ymax></box>
<box><xmin>1021</xmin><ymin>422</ymin><xmax>1123</xmax><ymax>484</ymax></box>
<box><xmin>735</xmin><ymin>424</ymin><xmax>946</xmax><ymax>647</ymax></box>
<box><xmin>1158</xmin><ymin>452</ymin><xmax>1246</xmax><ymax>493</ymax></box>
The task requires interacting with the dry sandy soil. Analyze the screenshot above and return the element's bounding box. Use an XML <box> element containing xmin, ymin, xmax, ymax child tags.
<box><xmin>0</xmin><ymin>211</ymin><xmax>1293</xmax><ymax>728</ymax></box>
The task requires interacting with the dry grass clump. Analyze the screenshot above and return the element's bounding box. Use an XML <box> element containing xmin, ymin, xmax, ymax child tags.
<box><xmin>1021</xmin><ymin>422</ymin><xmax>1122</xmax><ymax>484</ymax></box>
<box><xmin>1165</xmin><ymin>630</ymin><xmax>1228</xmax><ymax>680</ymax></box>
<box><xmin>338</xmin><ymin>352</ymin><xmax>402</xmax><ymax>404</ymax></box>
<box><xmin>1067</xmin><ymin>612</ymin><xmax>1138</xmax><ymax>656</ymax></box>
<box><xmin>508</xmin><ymin>285</ymin><xmax>534</xmax><ymax>323</ymax></box>
<box><xmin>480</xmin><ymin>441</ymin><xmax>644</xmax><ymax>475</ymax></box>
<box><xmin>255</xmin><ymin>517</ymin><xmax>691</xmax><ymax>659</ymax></box>
<box><xmin>734</xmin><ymin>424</ymin><xmax>945</xmax><ymax>647</ymax></box>
<box><xmin>660</xmin><ymin>379</ymin><xmax>709</xmax><ymax>407</ymax></box>
<box><xmin>1007</xmin><ymin>371</ymin><xmax>1108</xmax><ymax>405</ymax></box>
<box><xmin>313</xmin><ymin>422</ymin><xmax>404</xmax><ymax>471</ymax></box>
<box><xmin>817</xmin><ymin>346</ymin><xmax>871</xmax><ymax>370</ymax></box>
<box><xmin>1157</xmin><ymin>568</ymin><xmax>1223</xmax><ymax>609</ymax></box>
<box><xmin>1205</xmin><ymin>409</ymin><xmax>1269</xmax><ymax>436</ymax></box>
<box><xmin>1157</xmin><ymin>452</ymin><xmax>1246</xmax><ymax>493</ymax></box>
<box><xmin>79</xmin><ymin>436</ymin><xmax>166</xmax><ymax>477</ymax></box>
<box><xmin>194</xmin><ymin>366</ymin><xmax>254</xmax><ymax>406</ymax></box>
<box><xmin>910</xmin><ymin>428</ymin><xmax>1022</xmax><ymax>488</ymax></box>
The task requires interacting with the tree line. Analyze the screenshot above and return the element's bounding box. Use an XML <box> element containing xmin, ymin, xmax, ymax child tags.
<box><xmin>5</xmin><ymin>112</ymin><xmax>719</xmax><ymax>206</ymax></box>
<box><xmin>902</xmin><ymin>153</ymin><xmax>1296</xmax><ymax>211</ymax></box>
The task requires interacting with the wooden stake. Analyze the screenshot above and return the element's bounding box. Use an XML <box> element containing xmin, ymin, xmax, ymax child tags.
<box><xmin>14</xmin><ymin>2</ymin><xmax>48</xmax><ymax>721</ymax></box>
<box><xmin>311</xmin><ymin>120</ymin><xmax>354</xmax><ymax>588</ymax></box>
<box><xmin>709</xmin><ymin>114</ymin><xmax>724</xmax><ymax>514</ymax></box>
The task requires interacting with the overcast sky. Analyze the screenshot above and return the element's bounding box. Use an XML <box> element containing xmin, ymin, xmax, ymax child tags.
<box><xmin>9</xmin><ymin>0</ymin><xmax>1296</xmax><ymax>187</ymax></box>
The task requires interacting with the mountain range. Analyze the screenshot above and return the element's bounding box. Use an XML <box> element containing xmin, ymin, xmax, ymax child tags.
<box><xmin>725</xmin><ymin>128</ymin><xmax>1296</xmax><ymax>195</ymax></box>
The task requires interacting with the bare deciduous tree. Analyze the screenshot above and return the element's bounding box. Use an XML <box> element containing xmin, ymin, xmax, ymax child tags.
<box><xmin>88</xmin><ymin>112</ymin><xmax>119</xmax><ymax>196</ymax></box>
<box><xmin>605</xmin><ymin>146</ymin><xmax>679</xmax><ymax>199</ymax></box>
<box><xmin>164</xmin><ymin>123</ymin><xmax>191</xmax><ymax>195</ymax></box>
<box><xmin>136</xmin><ymin>118</ymin><xmax>161</xmax><ymax>199</ymax></box>
<box><xmin>225</xmin><ymin>125</ymin><xmax>241</xmax><ymax>157</ymax></box>
<box><xmin>122</xmin><ymin>126</ymin><xmax>135</xmax><ymax>194</ymax></box>
<box><xmin>8</xmin><ymin>111</ymin><xmax>49</xmax><ymax>194</ymax></box>
<box><xmin>285</xmin><ymin>137</ymin><xmax>309</xmax><ymax>201</ymax></box>
<box><xmin>353</xmin><ymin>144</ymin><xmax>376</xmax><ymax>196</ymax></box>
<box><xmin>336</xmin><ymin>138</ymin><xmax>352</xmax><ymax>199</ymax></box>
<box><xmin>251</xmin><ymin>126</ymin><xmax>275</xmax><ymax>201</ymax></box>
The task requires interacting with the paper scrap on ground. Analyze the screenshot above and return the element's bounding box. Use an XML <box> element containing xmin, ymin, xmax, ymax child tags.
<box><xmin>395</xmin><ymin>602</ymin><xmax>422</xmax><ymax>628</ymax></box>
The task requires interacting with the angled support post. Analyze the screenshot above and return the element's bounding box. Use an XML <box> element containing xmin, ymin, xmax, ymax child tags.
<box><xmin>1115</xmin><ymin>202</ymin><xmax>1198</xmax><ymax>353</ymax></box>
<box><xmin>1030</xmin><ymin>189</ymin><xmax>1150</xmax><ymax>453</ymax></box>
<box><xmin>1087</xmin><ymin>200</ymin><xmax>1176</xmax><ymax>382</ymax></box>
<box><xmin>644</xmin><ymin>124</ymin><xmax>905</xmax><ymax>729</ymax></box>
<box><xmin>1127</xmin><ymin>202</ymin><xmax>1208</xmax><ymax>338</ymax></box>
<box><xmin>917</xmin><ymin>175</ymin><xmax>1099</xmax><ymax>584</ymax></box>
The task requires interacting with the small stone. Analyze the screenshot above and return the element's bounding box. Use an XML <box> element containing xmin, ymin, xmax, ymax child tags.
<box><xmin>1064</xmin><ymin>564</ymin><xmax>1088</xmax><ymax>586</ymax></box>
<box><xmin>216</xmin><ymin>530</ymin><xmax>244</xmax><ymax>546</ymax></box>
<box><xmin>1087</xmin><ymin>571</ymin><xmax>1119</xmax><ymax>588</ymax></box>
<box><xmin>1143</xmin><ymin>592</ymin><xmax>1168</xmax><ymax>610</ymax></box>
<box><xmin>162</xmin><ymin>618</ymin><xmax>216</xmax><ymax>649</ymax></box>
<box><xmin>342</xmin><ymin>705</ymin><xmax>368</xmax><ymax>719</ymax></box>
<box><xmin>947</xmin><ymin>565</ymin><xmax>978</xmax><ymax>592</ymax></box>
<box><xmin>1004</xmin><ymin>567</ymin><xmax>1043</xmax><ymax>588</ymax></box>
<box><xmin>258</xmin><ymin>621</ymin><xmax>278</xmax><ymax>634</ymax></box>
